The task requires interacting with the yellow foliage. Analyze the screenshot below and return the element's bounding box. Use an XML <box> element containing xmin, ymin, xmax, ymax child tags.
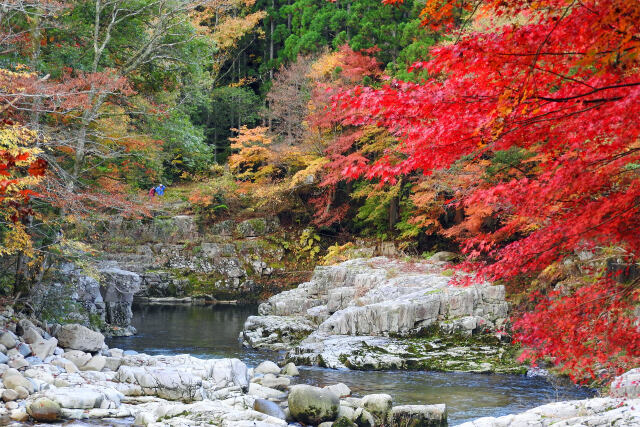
<box><xmin>308</xmin><ymin>50</ymin><xmax>341</xmax><ymax>81</ymax></box>
<box><xmin>213</xmin><ymin>12</ymin><xmax>266</xmax><ymax>50</ymax></box>
<box><xmin>322</xmin><ymin>242</ymin><xmax>356</xmax><ymax>265</ymax></box>
<box><xmin>0</xmin><ymin>124</ymin><xmax>45</xmax><ymax>257</ymax></box>
<box><xmin>0</xmin><ymin>223</ymin><xmax>33</xmax><ymax>257</ymax></box>
<box><xmin>358</xmin><ymin>126</ymin><xmax>396</xmax><ymax>155</ymax></box>
<box><xmin>288</xmin><ymin>156</ymin><xmax>328</xmax><ymax>189</ymax></box>
<box><xmin>229</xmin><ymin>126</ymin><xmax>272</xmax><ymax>149</ymax></box>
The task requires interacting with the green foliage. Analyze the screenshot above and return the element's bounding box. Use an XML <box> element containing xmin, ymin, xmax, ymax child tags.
<box><xmin>0</xmin><ymin>270</ymin><xmax>14</xmax><ymax>296</ymax></box>
<box><xmin>194</xmin><ymin>87</ymin><xmax>263</xmax><ymax>163</ymax></box>
<box><xmin>297</xmin><ymin>228</ymin><xmax>321</xmax><ymax>260</ymax></box>
<box><xmin>272</xmin><ymin>0</ymin><xmax>431</xmax><ymax>65</ymax></box>
<box><xmin>484</xmin><ymin>147</ymin><xmax>535</xmax><ymax>181</ymax></box>
<box><xmin>149</xmin><ymin>109</ymin><xmax>212</xmax><ymax>180</ymax></box>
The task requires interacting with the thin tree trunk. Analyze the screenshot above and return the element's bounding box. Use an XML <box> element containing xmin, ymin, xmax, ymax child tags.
<box><xmin>269</xmin><ymin>0</ymin><xmax>274</xmax><ymax>80</ymax></box>
<box><xmin>29</xmin><ymin>8</ymin><xmax>42</xmax><ymax>132</ymax></box>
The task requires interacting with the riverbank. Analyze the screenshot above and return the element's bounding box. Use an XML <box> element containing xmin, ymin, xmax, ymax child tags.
<box><xmin>1</xmin><ymin>303</ymin><xmax>638</xmax><ymax>426</ymax></box>
<box><xmin>0</xmin><ymin>305</ymin><xmax>448</xmax><ymax>426</ymax></box>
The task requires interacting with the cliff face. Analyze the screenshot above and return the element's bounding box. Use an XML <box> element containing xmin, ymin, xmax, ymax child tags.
<box><xmin>97</xmin><ymin>215</ymin><xmax>292</xmax><ymax>302</ymax></box>
<box><xmin>27</xmin><ymin>214</ymin><xmax>299</xmax><ymax>335</ymax></box>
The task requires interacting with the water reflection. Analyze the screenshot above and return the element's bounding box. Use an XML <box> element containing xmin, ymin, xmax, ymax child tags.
<box><xmin>107</xmin><ymin>303</ymin><xmax>277</xmax><ymax>366</ymax></box>
<box><xmin>107</xmin><ymin>304</ymin><xmax>593</xmax><ymax>425</ymax></box>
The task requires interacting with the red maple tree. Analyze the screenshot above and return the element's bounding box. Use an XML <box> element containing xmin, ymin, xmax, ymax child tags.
<box><xmin>329</xmin><ymin>0</ymin><xmax>640</xmax><ymax>382</ymax></box>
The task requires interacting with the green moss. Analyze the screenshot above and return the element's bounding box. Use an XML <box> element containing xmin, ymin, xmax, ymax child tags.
<box><xmin>248</xmin><ymin>218</ymin><xmax>267</xmax><ymax>233</ymax></box>
<box><xmin>159</xmin><ymin>410</ymin><xmax>189</xmax><ymax>421</ymax></box>
<box><xmin>89</xmin><ymin>312</ymin><xmax>105</xmax><ymax>329</ymax></box>
<box><xmin>338</xmin><ymin>328</ymin><xmax>526</xmax><ymax>374</ymax></box>
<box><xmin>400</xmin><ymin>332</ymin><xmax>526</xmax><ymax>374</ymax></box>
<box><xmin>333</xmin><ymin>417</ymin><xmax>357</xmax><ymax>427</ymax></box>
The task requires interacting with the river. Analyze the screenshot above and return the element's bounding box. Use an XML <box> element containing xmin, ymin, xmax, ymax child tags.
<box><xmin>107</xmin><ymin>304</ymin><xmax>593</xmax><ymax>425</ymax></box>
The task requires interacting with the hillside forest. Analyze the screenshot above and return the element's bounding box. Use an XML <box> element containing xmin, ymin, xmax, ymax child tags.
<box><xmin>1</xmin><ymin>0</ymin><xmax>639</xmax><ymax>387</ymax></box>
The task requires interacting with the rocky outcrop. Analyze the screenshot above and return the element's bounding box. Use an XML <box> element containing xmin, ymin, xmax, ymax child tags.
<box><xmin>392</xmin><ymin>404</ymin><xmax>447</xmax><ymax>426</ymax></box>
<box><xmin>114</xmin><ymin>355</ymin><xmax>250</xmax><ymax>401</ymax></box>
<box><xmin>457</xmin><ymin>368</ymin><xmax>640</xmax><ymax>427</ymax></box>
<box><xmin>31</xmin><ymin>262</ymin><xmax>141</xmax><ymax>334</ymax></box>
<box><xmin>256</xmin><ymin>258</ymin><xmax>508</xmax><ymax>333</ymax></box>
<box><xmin>99</xmin><ymin>266</ymin><xmax>141</xmax><ymax>327</ymax></box>
<box><xmin>242</xmin><ymin>315</ymin><xmax>317</xmax><ymax>350</ymax></box>
<box><xmin>610</xmin><ymin>367</ymin><xmax>640</xmax><ymax>398</ymax></box>
<box><xmin>242</xmin><ymin>257</ymin><xmax>518</xmax><ymax>372</ymax></box>
<box><xmin>0</xmin><ymin>306</ymin><xmax>452</xmax><ymax>426</ymax></box>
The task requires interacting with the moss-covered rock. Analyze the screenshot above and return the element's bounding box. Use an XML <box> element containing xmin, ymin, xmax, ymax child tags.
<box><xmin>288</xmin><ymin>384</ymin><xmax>339</xmax><ymax>424</ymax></box>
<box><xmin>27</xmin><ymin>397</ymin><xmax>61</xmax><ymax>422</ymax></box>
<box><xmin>235</xmin><ymin>217</ymin><xmax>279</xmax><ymax>238</ymax></box>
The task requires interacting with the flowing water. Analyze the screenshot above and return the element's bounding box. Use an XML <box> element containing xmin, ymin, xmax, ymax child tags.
<box><xmin>107</xmin><ymin>304</ymin><xmax>594</xmax><ymax>425</ymax></box>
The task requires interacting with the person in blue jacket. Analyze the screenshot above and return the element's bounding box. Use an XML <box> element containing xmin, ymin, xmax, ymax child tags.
<box><xmin>155</xmin><ymin>183</ymin><xmax>166</xmax><ymax>196</ymax></box>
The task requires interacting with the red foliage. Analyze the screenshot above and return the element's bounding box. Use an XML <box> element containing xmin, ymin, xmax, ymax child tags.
<box><xmin>514</xmin><ymin>280</ymin><xmax>640</xmax><ymax>383</ymax></box>
<box><xmin>328</xmin><ymin>0</ymin><xmax>640</xmax><ymax>381</ymax></box>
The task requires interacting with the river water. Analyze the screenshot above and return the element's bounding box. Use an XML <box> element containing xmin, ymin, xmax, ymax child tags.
<box><xmin>107</xmin><ymin>304</ymin><xmax>593</xmax><ymax>425</ymax></box>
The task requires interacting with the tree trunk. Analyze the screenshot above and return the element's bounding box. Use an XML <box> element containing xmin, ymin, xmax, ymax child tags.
<box><xmin>29</xmin><ymin>8</ymin><xmax>42</xmax><ymax>132</ymax></box>
<box><xmin>269</xmin><ymin>0</ymin><xmax>275</xmax><ymax>80</ymax></box>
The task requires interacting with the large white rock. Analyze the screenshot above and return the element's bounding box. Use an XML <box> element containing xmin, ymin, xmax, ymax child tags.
<box><xmin>43</xmin><ymin>387</ymin><xmax>110</xmax><ymax>409</ymax></box>
<box><xmin>51</xmin><ymin>357</ymin><xmax>79</xmax><ymax>373</ymax></box>
<box><xmin>288</xmin><ymin>384</ymin><xmax>339</xmax><ymax>425</ymax></box>
<box><xmin>116</xmin><ymin>365</ymin><xmax>203</xmax><ymax>401</ymax></box>
<box><xmin>361</xmin><ymin>394</ymin><xmax>392</xmax><ymax>424</ymax></box>
<box><xmin>248</xmin><ymin>383</ymin><xmax>287</xmax><ymax>400</ymax></box>
<box><xmin>104</xmin><ymin>356</ymin><xmax>123</xmax><ymax>371</ymax></box>
<box><xmin>241</xmin><ymin>316</ymin><xmax>316</xmax><ymax>350</ymax></box>
<box><xmin>131</xmin><ymin>398</ymin><xmax>288</xmax><ymax>426</ymax></box>
<box><xmin>64</xmin><ymin>350</ymin><xmax>92</xmax><ymax>368</ymax></box>
<box><xmin>114</xmin><ymin>355</ymin><xmax>249</xmax><ymax>401</ymax></box>
<box><xmin>324</xmin><ymin>383</ymin><xmax>351</xmax><ymax>398</ymax></box>
<box><xmin>254</xmin><ymin>361</ymin><xmax>281</xmax><ymax>375</ymax></box>
<box><xmin>0</xmin><ymin>332</ymin><xmax>17</xmax><ymax>350</ymax></box>
<box><xmin>57</xmin><ymin>324</ymin><xmax>105</xmax><ymax>352</ymax></box>
<box><xmin>22</xmin><ymin>327</ymin><xmax>42</xmax><ymax>344</ymax></box>
<box><xmin>458</xmin><ymin>397</ymin><xmax>640</xmax><ymax>426</ymax></box>
<box><xmin>2</xmin><ymin>369</ymin><xmax>34</xmax><ymax>393</ymax></box>
<box><xmin>280</xmin><ymin>362</ymin><xmax>299</xmax><ymax>376</ymax></box>
<box><xmin>80</xmin><ymin>355</ymin><xmax>106</xmax><ymax>371</ymax></box>
<box><xmin>259</xmin><ymin>373</ymin><xmax>290</xmax><ymax>390</ymax></box>
<box><xmin>99</xmin><ymin>267</ymin><xmax>141</xmax><ymax>327</ymax></box>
